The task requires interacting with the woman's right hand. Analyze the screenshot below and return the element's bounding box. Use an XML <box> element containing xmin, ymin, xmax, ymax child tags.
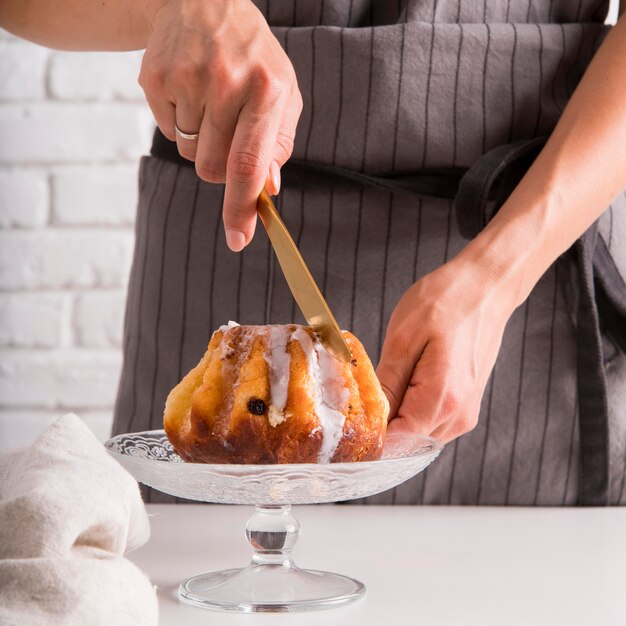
<box><xmin>139</xmin><ymin>0</ymin><xmax>302</xmax><ymax>251</ymax></box>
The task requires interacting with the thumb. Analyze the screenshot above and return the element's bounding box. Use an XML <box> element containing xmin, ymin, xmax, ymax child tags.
<box><xmin>375</xmin><ymin>334</ymin><xmax>419</xmax><ymax>421</ymax></box>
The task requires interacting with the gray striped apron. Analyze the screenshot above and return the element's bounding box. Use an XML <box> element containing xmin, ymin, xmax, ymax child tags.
<box><xmin>112</xmin><ymin>0</ymin><xmax>626</xmax><ymax>505</ymax></box>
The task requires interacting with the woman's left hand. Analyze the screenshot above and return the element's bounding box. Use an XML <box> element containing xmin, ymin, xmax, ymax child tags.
<box><xmin>376</xmin><ymin>253</ymin><xmax>515</xmax><ymax>444</ymax></box>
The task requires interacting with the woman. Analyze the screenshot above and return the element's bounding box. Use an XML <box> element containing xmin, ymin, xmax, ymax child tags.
<box><xmin>3</xmin><ymin>0</ymin><xmax>625</xmax><ymax>505</ymax></box>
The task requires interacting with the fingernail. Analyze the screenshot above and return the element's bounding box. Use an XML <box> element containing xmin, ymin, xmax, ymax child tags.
<box><xmin>270</xmin><ymin>161</ymin><xmax>281</xmax><ymax>195</ymax></box>
<box><xmin>226</xmin><ymin>229</ymin><xmax>246</xmax><ymax>252</ymax></box>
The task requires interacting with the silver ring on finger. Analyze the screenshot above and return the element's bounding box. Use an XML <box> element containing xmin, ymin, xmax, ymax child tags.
<box><xmin>175</xmin><ymin>124</ymin><xmax>200</xmax><ymax>141</ymax></box>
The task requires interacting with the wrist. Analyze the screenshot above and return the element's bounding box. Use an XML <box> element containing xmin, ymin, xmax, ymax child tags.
<box><xmin>454</xmin><ymin>192</ymin><xmax>561</xmax><ymax>313</ymax></box>
<box><xmin>444</xmin><ymin>244</ymin><xmax>520</xmax><ymax>319</ymax></box>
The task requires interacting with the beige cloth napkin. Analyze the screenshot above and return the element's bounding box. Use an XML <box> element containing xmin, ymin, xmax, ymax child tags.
<box><xmin>0</xmin><ymin>414</ymin><xmax>158</xmax><ymax>626</ymax></box>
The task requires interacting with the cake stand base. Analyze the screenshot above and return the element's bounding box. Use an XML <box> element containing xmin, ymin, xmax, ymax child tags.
<box><xmin>177</xmin><ymin>504</ymin><xmax>365</xmax><ymax>613</ymax></box>
<box><xmin>179</xmin><ymin>564</ymin><xmax>364</xmax><ymax>613</ymax></box>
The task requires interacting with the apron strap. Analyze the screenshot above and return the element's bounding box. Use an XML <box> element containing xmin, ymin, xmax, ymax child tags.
<box><xmin>453</xmin><ymin>137</ymin><xmax>547</xmax><ymax>238</ymax></box>
<box><xmin>574</xmin><ymin>227</ymin><xmax>610</xmax><ymax>504</ymax></box>
<box><xmin>454</xmin><ymin>139</ymin><xmax>625</xmax><ymax>505</ymax></box>
<box><xmin>594</xmin><ymin>237</ymin><xmax>626</xmax><ymax>355</ymax></box>
<box><xmin>280</xmin><ymin>159</ymin><xmax>465</xmax><ymax>199</ymax></box>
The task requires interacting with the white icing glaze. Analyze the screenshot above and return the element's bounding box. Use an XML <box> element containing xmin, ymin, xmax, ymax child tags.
<box><xmin>218</xmin><ymin>320</ymin><xmax>240</xmax><ymax>333</ymax></box>
<box><xmin>315</xmin><ymin>340</ymin><xmax>350</xmax><ymax>410</ymax></box>
<box><xmin>268</xmin><ymin>404</ymin><xmax>287</xmax><ymax>427</ymax></box>
<box><xmin>292</xmin><ymin>326</ymin><xmax>347</xmax><ymax>463</ymax></box>
<box><xmin>313</xmin><ymin>340</ymin><xmax>349</xmax><ymax>463</ymax></box>
<box><xmin>264</xmin><ymin>326</ymin><xmax>293</xmax><ymax>426</ymax></box>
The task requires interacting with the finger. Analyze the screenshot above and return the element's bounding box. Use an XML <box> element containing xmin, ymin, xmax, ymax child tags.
<box><xmin>386</xmin><ymin>413</ymin><xmax>430</xmax><ymax>436</ymax></box>
<box><xmin>223</xmin><ymin>99</ymin><xmax>283</xmax><ymax>251</ymax></box>
<box><xmin>174</xmin><ymin>101</ymin><xmax>204</xmax><ymax>162</ymax></box>
<box><xmin>429</xmin><ymin>423</ymin><xmax>454</xmax><ymax>444</ymax></box>
<box><xmin>384</xmin><ymin>335</ymin><xmax>456</xmax><ymax>438</ymax></box>
<box><xmin>429</xmin><ymin>421</ymin><xmax>463</xmax><ymax>445</ymax></box>
<box><xmin>376</xmin><ymin>331</ymin><xmax>426</xmax><ymax>420</ymax></box>
<box><xmin>264</xmin><ymin>161</ymin><xmax>280</xmax><ymax>196</ymax></box>
<box><xmin>394</xmin><ymin>352</ymin><xmax>477</xmax><ymax>444</ymax></box>
<box><xmin>429</xmin><ymin>402</ymin><xmax>479</xmax><ymax>443</ymax></box>
<box><xmin>195</xmin><ymin>103</ymin><xmax>238</xmax><ymax>184</ymax></box>
<box><xmin>265</xmin><ymin>87</ymin><xmax>302</xmax><ymax>195</ymax></box>
<box><xmin>391</xmin><ymin>380</ymin><xmax>446</xmax><ymax>437</ymax></box>
<box><xmin>272</xmin><ymin>85</ymin><xmax>302</xmax><ymax>168</ymax></box>
<box><xmin>144</xmin><ymin>92</ymin><xmax>176</xmax><ymax>142</ymax></box>
<box><xmin>393</xmin><ymin>347</ymin><xmax>454</xmax><ymax>436</ymax></box>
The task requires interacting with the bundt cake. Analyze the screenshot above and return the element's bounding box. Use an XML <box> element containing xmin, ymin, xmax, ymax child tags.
<box><xmin>164</xmin><ymin>322</ymin><xmax>389</xmax><ymax>464</ymax></box>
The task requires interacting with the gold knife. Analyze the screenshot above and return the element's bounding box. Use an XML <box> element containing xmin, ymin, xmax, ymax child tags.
<box><xmin>257</xmin><ymin>188</ymin><xmax>352</xmax><ymax>363</ymax></box>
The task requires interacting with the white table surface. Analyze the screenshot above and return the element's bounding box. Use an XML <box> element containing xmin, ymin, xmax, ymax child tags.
<box><xmin>132</xmin><ymin>504</ymin><xmax>626</xmax><ymax>626</ymax></box>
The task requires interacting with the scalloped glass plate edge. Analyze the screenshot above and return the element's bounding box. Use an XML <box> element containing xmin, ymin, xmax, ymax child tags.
<box><xmin>104</xmin><ymin>429</ymin><xmax>443</xmax><ymax>469</ymax></box>
<box><xmin>104</xmin><ymin>429</ymin><xmax>443</xmax><ymax>505</ymax></box>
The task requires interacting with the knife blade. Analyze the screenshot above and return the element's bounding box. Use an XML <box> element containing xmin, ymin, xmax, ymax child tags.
<box><xmin>257</xmin><ymin>188</ymin><xmax>352</xmax><ymax>363</ymax></box>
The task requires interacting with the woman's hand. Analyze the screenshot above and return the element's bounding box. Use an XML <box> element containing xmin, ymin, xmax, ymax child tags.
<box><xmin>377</xmin><ymin>14</ymin><xmax>626</xmax><ymax>444</ymax></box>
<box><xmin>139</xmin><ymin>0</ymin><xmax>302</xmax><ymax>251</ymax></box>
<box><xmin>376</xmin><ymin>253</ymin><xmax>515</xmax><ymax>444</ymax></box>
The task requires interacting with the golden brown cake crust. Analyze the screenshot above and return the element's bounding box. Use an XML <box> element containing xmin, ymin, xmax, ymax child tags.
<box><xmin>164</xmin><ymin>324</ymin><xmax>389</xmax><ymax>464</ymax></box>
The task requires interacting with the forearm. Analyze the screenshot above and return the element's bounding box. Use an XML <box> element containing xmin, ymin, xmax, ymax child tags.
<box><xmin>0</xmin><ymin>0</ymin><xmax>166</xmax><ymax>50</ymax></box>
<box><xmin>457</xmin><ymin>15</ymin><xmax>626</xmax><ymax>310</ymax></box>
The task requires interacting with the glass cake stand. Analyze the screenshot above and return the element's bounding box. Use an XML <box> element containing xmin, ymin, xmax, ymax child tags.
<box><xmin>105</xmin><ymin>430</ymin><xmax>442</xmax><ymax>613</ymax></box>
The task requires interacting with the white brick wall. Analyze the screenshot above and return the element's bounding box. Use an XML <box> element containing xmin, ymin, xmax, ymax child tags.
<box><xmin>0</xmin><ymin>39</ymin><xmax>48</xmax><ymax>100</ymax></box>
<box><xmin>0</xmin><ymin>31</ymin><xmax>152</xmax><ymax>451</ymax></box>
<box><xmin>0</xmin><ymin>168</ymin><xmax>48</xmax><ymax>227</ymax></box>
<box><xmin>52</xmin><ymin>165</ymin><xmax>139</xmax><ymax>226</ymax></box>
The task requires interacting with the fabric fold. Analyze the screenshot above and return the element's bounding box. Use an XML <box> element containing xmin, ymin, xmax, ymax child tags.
<box><xmin>0</xmin><ymin>413</ymin><xmax>158</xmax><ymax>626</ymax></box>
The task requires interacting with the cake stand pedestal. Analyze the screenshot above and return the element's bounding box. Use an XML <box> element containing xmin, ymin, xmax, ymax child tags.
<box><xmin>180</xmin><ymin>504</ymin><xmax>363</xmax><ymax>612</ymax></box>
<box><xmin>105</xmin><ymin>430</ymin><xmax>442</xmax><ymax>613</ymax></box>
